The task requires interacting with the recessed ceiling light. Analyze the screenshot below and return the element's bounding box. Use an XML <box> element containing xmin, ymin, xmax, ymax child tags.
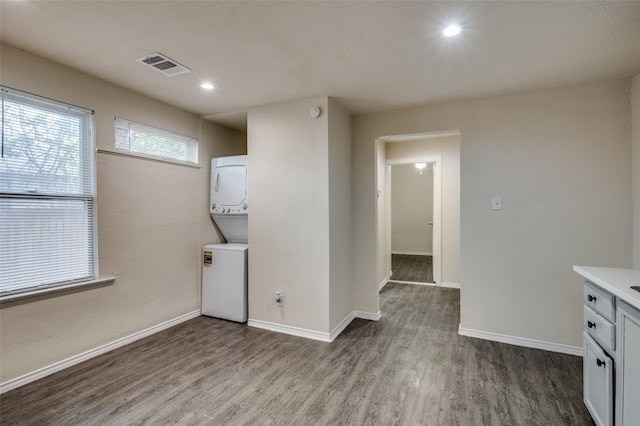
<box><xmin>443</xmin><ymin>25</ymin><xmax>462</xmax><ymax>37</ymax></box>
<box><xmin>201</xmin><ymin>82</ymin><xmax>214</xmax><ymax>90</ymax></box>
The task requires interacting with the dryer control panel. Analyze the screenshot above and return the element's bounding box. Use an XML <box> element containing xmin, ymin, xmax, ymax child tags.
<box><xmin>211</xmin><ymin>202</ymin><xmax>248</xmax><ymax>214</ymax></box>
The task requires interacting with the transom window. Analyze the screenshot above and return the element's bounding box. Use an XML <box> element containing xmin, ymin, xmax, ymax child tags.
<box><xmin>114</xmin><ymin>117</ymin><xmax>198</xmax><ymax>165</ymax></box>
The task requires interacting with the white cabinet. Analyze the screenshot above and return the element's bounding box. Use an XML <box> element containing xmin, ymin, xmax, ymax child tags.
<box><xmin>584</xmin><ymin>305</ymin><xmax>616</xmax><ymax>353</ymax></box>
<box><xmin>616</xmin><ymin>301</ymin><xmax>640</xmax><ymax>426</ymax></box>
<box><xmin>584</xmin><ymin>332</ymin><xmax>614</xmax><ymax>426</ymax></box>
<box><xmin>581</xmin><ymin>282</ymin><xmax>616</xmax><ymax>426</ymax></box>
<box><xmin>574</xmin><ymin>266</ymin><xmax>640</xmax><ymax>426</ymax></box>
<box><xmin>584</xmin><ymin>281</ymin><xmax>616</xmax><ymax>322</ymax></box>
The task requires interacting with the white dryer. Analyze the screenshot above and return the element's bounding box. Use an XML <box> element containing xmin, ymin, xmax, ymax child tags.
<box><xmin>210</xmin><ymin>155</ymin><xmax>248</xmax><ymax>243</ymax></box>
<box><xmin>203</xmin><ymin>155</ymin><xmax>249</xmax><ymax>323</ymax></box>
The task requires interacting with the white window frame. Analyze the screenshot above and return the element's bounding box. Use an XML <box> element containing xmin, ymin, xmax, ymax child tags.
<box><xmin>114</xmin><ymin>117</ymin><xmax>199</xmax><ymax>166</ymax></box>
<box><xmin>0</xmin><ymin>87</ymin><xmax>112</xmax><ymax>302</ymax></box>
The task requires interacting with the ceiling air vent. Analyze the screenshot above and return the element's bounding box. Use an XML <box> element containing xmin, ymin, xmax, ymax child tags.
<box><xmin>136</xmin><ymin>52</ymin><xmax>191</xmax><ymax>77</ymax></box>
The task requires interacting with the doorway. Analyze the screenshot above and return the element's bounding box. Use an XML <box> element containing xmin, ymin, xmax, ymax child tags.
<box><xmin>389</xmin><ymin>161</ymin><xmax>436</xmax><ymax>284</ymax></box>
<box><xmin>375</xmin><ymin>131</ymin><xmax>460</xmax><ymax>293</ymax></box>
<box><xmin>386</xmin><ymin>157</ymin><xmax>442</xmax><ymax>285</ymax></box>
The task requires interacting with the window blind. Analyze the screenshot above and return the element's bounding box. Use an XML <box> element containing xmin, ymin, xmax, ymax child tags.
<box><xmin>0</xmin><ymin>86</ymin><xmax>95</xmax><ymax>297</ymax></box>
<box><xmin>114</xmin><ymin>117</ymin><xmax>198</xmax><ymax>165</ymax></box>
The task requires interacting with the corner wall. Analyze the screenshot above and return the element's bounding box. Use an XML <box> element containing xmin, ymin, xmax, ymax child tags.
<box><xmin>247</xmin><ymin>96</ymin><xmax>354</xmax><ymax>336</ymax></box>
<box><xmin>328</xmin><ymin>98</ymin><xmax>353</xmax><ymax>330</ymax></box>
<box><xmin>247</xmin><ymin>97</ymin><xmax>332</xmax><ymax>333</ymax></box>
<box><xmin>353</xmin><ymin>79</ymin><xmax>633</xmax><ymax>348</ymax></box>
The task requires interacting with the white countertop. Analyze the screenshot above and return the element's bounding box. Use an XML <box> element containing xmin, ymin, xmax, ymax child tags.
<box><xmin>573</xmin><ymin>266</ymin><xmax>640</xmax><ymax>311</ymax></box>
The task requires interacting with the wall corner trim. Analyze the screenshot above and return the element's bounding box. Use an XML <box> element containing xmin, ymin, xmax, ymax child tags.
<box><xmin>0</xmin><ymin>310</ymin><xmax>201</xmax><ymax>394</ymax></box>
<box><xmin>441</xmin><ymin>282</ymin><xmax>461</xmax><ymax>289</ymax></box>
<box><xmin>248</xmin><ymin>310</ymin><xmax>382</xmax><ymax>343</ymax></box>
<box><xmin>353</xmin><ymin>310</ymin><xmax>382</xmax><ymax>321</ymax></box>
<box><xmin>379</xmin><ymin>272</ymin><xmax>392</xmax><ymax>292</ymax></box>
<box><xmin>248</xmin><ymin>319</ymin><xmax>332</xmax><ymax>342</ymax></box>
<box><xmin>458</xmin><ymin>324</ymin><xmax>583</xmax><ymax>357</ymax></box>
<box><xmin>332</xmin><ymin>310</ymin><xmax>383</xmax><ymax>340</ymax></box>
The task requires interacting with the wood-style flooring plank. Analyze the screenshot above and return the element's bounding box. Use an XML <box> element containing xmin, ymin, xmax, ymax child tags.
<box><xmin>391</xmin><ymin>254</ymin><xmax>433</xmax><ymax>283</ymax></box>
<box><xmin>0</xmin><ymin>284</ymin><xmax>593</xmax><ymax>425</ymax></box>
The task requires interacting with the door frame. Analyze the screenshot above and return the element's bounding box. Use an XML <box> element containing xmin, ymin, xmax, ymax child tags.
<box><xmin>386</xmin><ymin>155</ymin><xmax>442</xmax><ymax>285</ymax></box>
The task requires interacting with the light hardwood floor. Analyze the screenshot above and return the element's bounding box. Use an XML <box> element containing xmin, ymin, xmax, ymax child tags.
<box><xmin>0</xmin><ymin>284</ymin><xmax>593</xmax><ymax>425</ymax></box>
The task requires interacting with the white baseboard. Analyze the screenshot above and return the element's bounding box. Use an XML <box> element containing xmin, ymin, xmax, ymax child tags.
<box><xmin>331</xmin><ymin>310</ymin><xmax>382</xmax><ymax>340</ymax></box>
<box><xmin>353</xmin><ymin>310</ymin><xmax>382</xmax><ymax>321</ymax></box>
<box><xmin>391</xmin><ymin>251</ymin><xmax>432</xmax><ymax>256</ymax></box>
<box><xmin>249</xmin><ymin>310</ymin><xmax>382</xmax><ymax>343</ymax></box>
<box><xmin>248</xmin><ymin>319</ymin><xmax>332</xmax><ymax>342</ymax></box>
<box><xmin>330</xmin><ymin>312</ymin><xmax>356</xmax><ymax>341</ymax></box>
<box><xmin>378</xmin><ymin>271</ymin><xmax>392</xmax><ymax>292</ymax></box>
<box><xmin>388</xmin><ymin>279</ymin><xmax>434</xmax><ymax>286</ymax></box>
<box><xmin>458</xmin><ymin>325</ymin><xmax>583</xmax><ymax>357</ymax></box>
<box><xmin>0</xmin><ymin>310</ymin><xmax>201</xmax><ymax>394</ymax></box>
<box><xmin>387</xmin><ymin>280</ymin><xmax>460</xmax><ymax>289</ymax></box>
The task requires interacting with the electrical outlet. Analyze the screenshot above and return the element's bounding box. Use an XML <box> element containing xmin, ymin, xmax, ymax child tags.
<box><xmin>275</xmin><ymin>292</ymin><xmax>283</xmax><ymax>307</ymax></box>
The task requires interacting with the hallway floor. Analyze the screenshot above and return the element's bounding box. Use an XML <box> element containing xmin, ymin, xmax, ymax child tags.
<box><xmin>391</xmin><ymin>254</ymin><xmax>433</xmax><ymax>283</ymax></box>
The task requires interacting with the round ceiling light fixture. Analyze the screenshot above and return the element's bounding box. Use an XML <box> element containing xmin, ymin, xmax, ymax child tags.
<box><xmin>200</xmin><ymin>82</ymin><xmax>215</xmax><ymax>90</ymax></box>
<box><xmin>443</xmin><ymin>25</ymin><xmax>462</xmax><ymax>37</ymax></box>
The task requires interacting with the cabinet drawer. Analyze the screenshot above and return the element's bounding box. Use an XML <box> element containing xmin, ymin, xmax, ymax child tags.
<box><xmin>584</xmin><ymin>333</ymin><xmax>613</xmax><ymax>426</ymax></box>
<box><xmin>584</xmin><ymin>305</ymin><xmax>615</xmax><ymax>353</ymax></box>
<box><xmin>584</xmin><ymin>282</ymin><xmax>615</xmax><ymax>322</ymax></box>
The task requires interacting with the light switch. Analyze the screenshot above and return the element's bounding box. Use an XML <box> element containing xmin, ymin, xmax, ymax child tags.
<box><xmin>492</xmin><ymin>196</ymin><xmax>502</xmax><ymax>211</ymax></box>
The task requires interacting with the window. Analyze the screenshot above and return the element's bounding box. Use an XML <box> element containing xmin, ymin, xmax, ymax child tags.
<box><xmin>0</xmin><ymin>87</ymin><xmax>96</xmax><ymax>299</ymax></box>
<box><xmin>114</xmin><ymin>117</ymin><xmax>198</xmax><ymax>165</ymax></box>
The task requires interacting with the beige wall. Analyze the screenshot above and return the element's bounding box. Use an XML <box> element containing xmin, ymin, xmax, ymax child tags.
<box><xmin>390</xmin><ymin>164</ymin><xmax>434</xmax><ymax>254</ymax></box>
<box><xmin>0</xmin><ymin>44</ymin><xmax>245</xmax><ymax>383</ymax></box>
<box><xmin>328</xmin><ymin>98</ymin><xmax>353</xmax><ymax>330</ymax></box>
<box><xmin>353</xmin><ymin>79</ymin><xmax>633</xmax><ymax>348</ymax></box>
<box><xmin>632</xmin><ymin>73</ymin><xmax>640</xmax><ymax>268</ymax></box>
<box><xmin>247</xmin><ymin>96</ymin><xmax>332</xmax><ymax>333</ymax></box>
<box><xmin>386</xmin><ymin>135</ymin><xmax>461</xmax><ymax>285</ymax></box>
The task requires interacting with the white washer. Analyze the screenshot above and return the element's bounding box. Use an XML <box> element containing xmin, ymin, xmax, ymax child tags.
<box><xmin>202</xmin><ymin>243</ymin><xmax>248</xmax><ymax>323</ymax></box>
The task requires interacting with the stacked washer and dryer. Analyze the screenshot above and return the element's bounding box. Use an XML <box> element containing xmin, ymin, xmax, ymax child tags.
<box><xmin>202</xmin><ymin>155</ymin><xmax>248</xmax><ymax>323</ymax></box>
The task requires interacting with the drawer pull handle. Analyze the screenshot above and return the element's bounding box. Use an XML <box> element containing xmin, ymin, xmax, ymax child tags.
<box><xmin>596</xmin><ymin>358</ymin><xmax>605</xmax><ymax>367</ymax></box>
<box><xmin>587</xmin><ymin>321</ymin><xmax>596</xmax><ymax>329</ymax></box>
<box><xmin>587</xmin><ymin>295</ymin><xmax>596</xmax><ymax>302</ymax></box>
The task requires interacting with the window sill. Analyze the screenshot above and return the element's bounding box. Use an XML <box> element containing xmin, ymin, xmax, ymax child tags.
<box><xmin>96</xmin><ymin>149</ymin><xmax>201</xmax><ymax>168</ymax></box>
<box><xmin>0</xmin><ymin>277</ymin><xmax>116</xmax><ymax>303</ymax></box>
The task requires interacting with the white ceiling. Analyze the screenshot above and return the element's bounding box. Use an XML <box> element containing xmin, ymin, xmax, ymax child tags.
<box><xmin>2</xmin><ymin>1</ymin><xmax>640</xmax><ymax>132</ymax></box>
